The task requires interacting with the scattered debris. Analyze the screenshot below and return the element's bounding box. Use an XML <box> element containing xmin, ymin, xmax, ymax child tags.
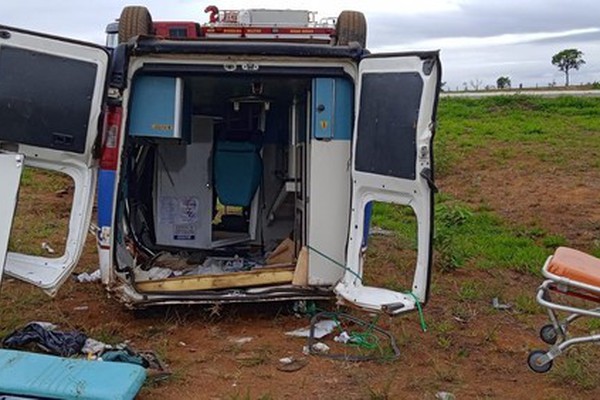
<box><xmin>1</xmin><ymin>322</ymin><xmax>169</xmax><ymax>386</ymax></box>
<box><xmin>229</xmin><ymin>336</ymin><xmax>253</xmax><ymax>345</ymax></box>
<box><xmin>285</xmin><ymin>319</ymin><xmax>337</xmax><ymax>339</ymax></box>
<box><xmin>30</xmin><ymin>322</ymin><xmax>57</xmax><ymax>330</ymax></box>
<box><xmin>292</xmin><ymin>247</ymin><xmax>309</xmax><ymax>286</ymax></box>
<box><xmin>88</xmin><ymin>223</ymin><xmax>99</xmax><ymax>235</ymax></box>
<box><xmin>41</xmin><ymin>242</ymin><xmax>55</xmax><ymax>254</ymax></box>
<box><xmin>82</xmin><ymin>338</ymin><xmax>109</xmax><ymax>357</ymax></box>
<box><xmin>135</xmin><ymin>266</ymin><xmax>174</xmax><ymax>281</ymax></box>
<box><xmin>307</xmin><ymin>311</ymin><xmax>401</xmax><ymax>362</ymax></box>
<box><xmin>138</xmin><ymin>350</ymin><xmax>171</xmax><ymax>380</ymax></box>
<box><xmin>152</xmin><ymin>252</ymin><xmax>192</xmax><ymax>271</ymax></box>
<box><xmin>54</xmin><ymin>185</ymin><xmax>74</xmax><ymax>197</ymax></box>
<box><xmin>73</xmin><ymin>306</ymin><xmax>89</xmax><ymax>311</ymax></box>
<box><xmin>492</xmin><ymin>297</ymin><xmax>512</xmax><ymax>310</ymax></box>
<box><xmin>2</xmin><ymin>322</ymin><xmax>87</xmax><ymax>357</ymax></box>
<box><xmin>333</xmin><ymin>331</ymin><xmax>352</xmax><ymax>344</ymax></box>
<box><xmin>436</xmin><ymin>392</ymin><xmax>456</xmax><ymax>400</ymax></box>
<box><xmin>312</xmin><ymin>342</ymin><xmax>330</xmax><ymax>354</ymax></box>
<box><xmin>303</xmin><ymin>342</ymin><xmax>330</xmax><ymax>355</ymax></box>
<box><xmin>266</xmin><ymin>238</ymin><xmax>295</xmax><ymax>265</ymax></box>
<box><xmin>277</xmin><ymin>357</ymin><xmax>308</xmax><ymax>372</ymax></box>
<box><xmin>370</xmin><ymin>226</ymin><xmax>395</xmax><ymax>236</ymax></box>
<box><xmin>101</xmin><ymin>349</ymin><xmax>149</xmax><ymax>368</ymax></box>
<box><xmin>76</xmin><ymin>269</ymin><xmax>101</xmax><ymax>283</ymax></box>
<box><xmin>185</xmin><ymin>256</ymin><xmax>253</xmax><ymax>275</ymax></box>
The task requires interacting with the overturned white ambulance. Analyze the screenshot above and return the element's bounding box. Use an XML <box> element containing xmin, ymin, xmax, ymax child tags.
<box><xmin>0</xmin><ymin>6</ymin><xmax>440</xmax><ymax>315</ymax></box>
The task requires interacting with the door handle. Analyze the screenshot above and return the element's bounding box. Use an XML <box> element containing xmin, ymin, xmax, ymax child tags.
<box><xmin>420</xmin><ymin>168</ymin><xmax>438</xmax><ymax>193</ymax></box>
<box><xmin>52</xmin><ymin>132</ymin><xmax>74</xmax><ymax>148</ymax></box>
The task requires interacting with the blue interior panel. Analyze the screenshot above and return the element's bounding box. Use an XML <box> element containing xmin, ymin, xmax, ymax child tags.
<box><xmin>129</xmin><ymin>76</ymin><xmax>189</xmax><ymax>140</ymax></box>
<box><xmin>312</xmin><ymin>78</ymin><xmax>353</xmax><ymax>140</ymax></box>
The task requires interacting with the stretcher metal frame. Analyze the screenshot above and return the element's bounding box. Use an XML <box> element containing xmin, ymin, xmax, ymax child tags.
<box><xmin>528</xmin><ymin>254</ymin><xmax>600</xmax><ymax>373</ymax></box>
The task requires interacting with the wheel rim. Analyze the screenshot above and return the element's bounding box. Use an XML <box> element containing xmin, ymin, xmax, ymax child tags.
<box><xmin>540</xmin><ymin>324</ymin><xmax>558</xmax><ymax>345</ymax></box>
<box><xmin>528</xmin><ymin>351</ymin><xmax>552</xmax><ymax>373</ymax></box>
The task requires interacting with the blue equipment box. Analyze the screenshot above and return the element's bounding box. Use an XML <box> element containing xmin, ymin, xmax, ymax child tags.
<box><xmin>312</xmin><ymin>77</ymin><xmax>353</xmax><ymax>140</ymax></box>
<box><xmin>129</xmin><ymin>76</ymin><xmax>190</xmax><ymax>141</ymax></box>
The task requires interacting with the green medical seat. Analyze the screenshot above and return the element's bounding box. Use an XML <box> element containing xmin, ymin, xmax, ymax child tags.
<box><xmin>213</xmin><ymin>140</ymin><xmax>262</xmax><ymax>207</ymax></box>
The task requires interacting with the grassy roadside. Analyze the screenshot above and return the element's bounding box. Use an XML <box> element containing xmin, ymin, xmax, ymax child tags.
<box><xmin>435</xmin><ymin>95</ymin><xmax>600</xmax><ymax>176</ymax></box>
<box><xmin>370</xmin><ymin>194</ymin><xmax>555</xmax><ymax>276</ymax></box>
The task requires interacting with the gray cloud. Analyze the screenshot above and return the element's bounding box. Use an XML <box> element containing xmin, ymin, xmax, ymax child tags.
<box><xmin>0</xmin><ymin>1</ymin><xmax>598</xmax><ymax>88</ymax></box>
<box><xmin>368</xmin><ymin>0</ymin><xmax>600</xmax><ymax>46</ymax></box>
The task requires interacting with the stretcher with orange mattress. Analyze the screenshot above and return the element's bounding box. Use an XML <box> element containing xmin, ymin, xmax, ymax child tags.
<box><xmin>528</xmin><ymin>247</ymin><xmax>600</xmax><ymax>372</ymax></box>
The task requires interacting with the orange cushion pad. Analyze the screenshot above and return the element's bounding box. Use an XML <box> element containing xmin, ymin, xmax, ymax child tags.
<box><xmin>547</xmin><ymin>247</ymin><xmax>600</xmax><ymax>287</ymax></box>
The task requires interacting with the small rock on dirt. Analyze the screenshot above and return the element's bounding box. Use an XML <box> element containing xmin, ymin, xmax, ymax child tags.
<box><xmin>229</xmin><ymin>336</ymin><xmax>253</xmax><ymax>345</ymax></box>
<box><xmin>436</xmin><ymin>392</ymin><xmax>456</xmax><ymax>400</ymax></box>
<box><xmin>277</xmin><ymin>357</ymin><xmax>308</xmax><ymax>372</ymax></box>
<box><xmin>303</xmin><ymin>342</ymin><xmax>330</xmax><ymax>355</ymax></box>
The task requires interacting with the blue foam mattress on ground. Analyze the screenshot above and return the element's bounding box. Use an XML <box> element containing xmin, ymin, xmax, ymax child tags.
<box><xmin>0</xmin><ymin>350</ymin><xmax>146</xmax><ymax>400</ymax></box>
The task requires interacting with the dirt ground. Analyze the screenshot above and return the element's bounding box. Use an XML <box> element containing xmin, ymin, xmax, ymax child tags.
<box><xmin>1</xmin><ymin>167</ymin><xmax>597</xmax><ymax>400</ymax></box>
<box><xmin>3</xmin><ymin>131</ymin><xmax>600</xmax><ymax>398</ymax></box>
<box><xmin>442</xmin><ymin>143</ymin><xmax>600</xmax><ymax>251</ymax></box>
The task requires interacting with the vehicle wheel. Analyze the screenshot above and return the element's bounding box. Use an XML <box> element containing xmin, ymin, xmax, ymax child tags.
<box><xmin>119</xmin><ymin>6</ymin><xmax>153</xmax><ymax>43</ymax></box>
<box><xmin>528</xmin><ymin>350</ymin><xmax>553</xmax><ymax>373</ymax></box>
<box><xmin>539</xmin><ymin>324</ymin><xmax>558</xmax><ymax>345</ymax></box>
<box><xmin>335</xmin><ymin>11</ymin><xmax>367</xmax><ymax>48</ymax></box>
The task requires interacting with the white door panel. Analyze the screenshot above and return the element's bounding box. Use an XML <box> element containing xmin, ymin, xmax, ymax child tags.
<box><xmin>4</xmin><ymin>160</ymin><xmax>96</xmax><ymax>295</ymax></box>
<box><xmin>0</xmin><ymin>154</ymin><xmax>24</xmax><ymax>287</ymax></box>
<box><xmin>335</xmin><ymin>53</ymin><xmax>440</xmax><ymax>315</ymax></box>
<box><xmin>0</xmin><ymin>26</ymin><xmax>109</xmax><ymax>294</ymax></box>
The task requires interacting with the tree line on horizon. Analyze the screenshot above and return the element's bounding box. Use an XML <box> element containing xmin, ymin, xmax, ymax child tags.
<box><xmin>443</xmin><ymin>48</ymin><xmax>588</xmax><ymax>92</ymax></box>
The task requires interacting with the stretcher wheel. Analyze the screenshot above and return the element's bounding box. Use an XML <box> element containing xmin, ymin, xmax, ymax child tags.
<box><xmin>528</xmin><ymin>350</ymin><xmax>553</xmax><ymax>373</ymax></box>
<box><xmin>119</xmin><ymin>6</ymin><xmax>153</xmax><ymax>43</ymax></box>
<box><xmin>539</xmin><ymin>324</ymin><xmax>558</xmax><ymax>345</ymax></box>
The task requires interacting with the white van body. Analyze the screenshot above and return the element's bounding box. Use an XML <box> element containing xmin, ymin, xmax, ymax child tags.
<box><xmin>0</xmin><ymin>23</ymin><xmax>440</xmax><ymax>316</ymax></box>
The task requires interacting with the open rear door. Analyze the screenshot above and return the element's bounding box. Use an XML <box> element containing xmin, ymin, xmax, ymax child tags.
<box><xmin>0</xmin><ymin>154</ymin><xmax>24</xmax><ymax>287</ymax></box>
<box><xmin>334</xmin><ymin>52</ymin><xmax>441</xmax><ymax>315</ymax></box>
<box><xmin>0</xmin><ymin>26</ymin><xmax>109</xmax><ymax>295</ymax></box>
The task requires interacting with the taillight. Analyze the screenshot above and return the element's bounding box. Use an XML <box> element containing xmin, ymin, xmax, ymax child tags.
<box><xmin>100</xmin><ymin>105</ymin><xmax>122</xmax><ymax>170</ymax></box>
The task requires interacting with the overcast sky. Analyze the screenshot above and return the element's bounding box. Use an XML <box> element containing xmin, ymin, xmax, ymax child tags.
<box><xmin>1</xmin><ymin>0</ymin><xmax>599</xmax><ymax>89</ymax></box>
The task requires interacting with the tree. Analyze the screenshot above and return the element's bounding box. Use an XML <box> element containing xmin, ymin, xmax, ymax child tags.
<box><xmin>552</xmin><ymin>49</ymin><xmax>585</xmax><ymax>86</ymax></box>
<box><xmin>496</xmin><ymin>76</ymin><xmax>511</xmax><ymax>89</ymax></box>
<box><xmin>469</xmin><ymin>78</ymin><xmax>483</xmax><ymax>91</ymax></box>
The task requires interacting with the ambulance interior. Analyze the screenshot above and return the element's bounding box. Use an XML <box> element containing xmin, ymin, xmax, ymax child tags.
<box><xmin>115</xmin><ymin>73</ymin><xmax>352</xmax><ymax>292</ymax></box>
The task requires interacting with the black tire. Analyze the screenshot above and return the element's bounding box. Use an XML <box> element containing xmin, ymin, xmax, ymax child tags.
<box><xmin>119</xmin><ymin>6</ymin><xmax>153</xmax><ymax>43</ymax></box>
<box><xmin>527</xmin><ymin>350</ymin><xmax>553</xmax><ymax>373</ymax></box>
<box><xmin>539</xmin><ymin>324</ymin><xmax>558</xmax><ymax>345</ymax></box>
<box><xmin>335</xmin><ymin>11</ymin><xmax>367</xmax><ymax>48</ymax></box>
